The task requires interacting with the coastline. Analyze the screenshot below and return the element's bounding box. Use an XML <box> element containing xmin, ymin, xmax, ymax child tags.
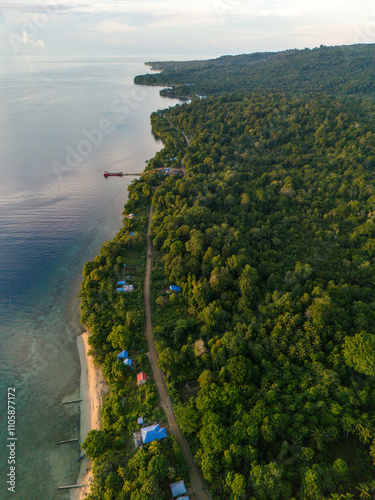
<box><xmin>71</xmin><ymin>332</ymin><xmax>109</xmax><ymax>500</ymax></box>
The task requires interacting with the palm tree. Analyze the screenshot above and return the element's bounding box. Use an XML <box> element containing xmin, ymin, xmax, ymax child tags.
<box><xmin>188</xmin><ymin>306</ymin><xmax>196</xmax><ymax>316</ymax></box>
<box><xmin>356</xmin><ymin>483</ymin><xmax>371</xmax><ymax>499</ymax></box>
<box><xmin>142</xmin><ymin>478</ymin><xmax>159</xmax><ymax>496</ymax></box>
<box><xmin>359</xmin><ymin>426</ymin><xmax>372</xmax><ymax>444</ymax></box>
<box><xmin>149</xmin><ymin>440</ymin><xmax>160</xmax><ymax>455</ymax></box>
<box><xmin>355</xmin><ymin>422</ymin><xmax>364</xmax><ymax>434</ymax></box>
<box><xmin>122</xmin><ymin>480</ymin><xmax>132</xmax><ymax>493</ymax></box>
<box><xmin>167</xmin><ymin>466</ymin><xmax>176</xmax><ymax>481</ymax></box>
<box><xmin>156</xmin><ymin>295</ymin><xmax>166</xmax><ymax>306</ymax></box>
<box><xmin>211</xmin><ymin>477</ymin><xmax>226</xmax><ymax>496</ymax></box>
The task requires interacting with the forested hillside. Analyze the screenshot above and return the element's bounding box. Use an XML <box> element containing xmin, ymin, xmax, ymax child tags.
<box><xmin>80</xmin><ymin>44</ymin><xmax>375</xmax><ymax>500</ymax></box>
<box><xmin>134</xmin><ymin>44</ymin><xmax>375</xmax><ymax>98</ymax></box>
<box><xmin>147</xmin><ymin>93</ymin><xmax>375</xmax><ymax>498</ymax></box>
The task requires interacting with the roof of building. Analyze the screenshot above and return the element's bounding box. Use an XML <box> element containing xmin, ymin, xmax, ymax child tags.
<box><xmin>137</xmin><ymin>372</ymin><xmax>147</xmax><ymax>381</ymax></box>
<box><xmin>170</xmin><ymin>480</ymin><xmax>187</xmax><ymax>497</ymax></box>
<box><xmin>133</xmin><ymin>431</ymin><xmax>143</xmax><ymax>449</ymax></box>
<box><xmin>170</xmin><ymin>285</ymin><xmax>182</xmax><ymax>292</ymax></box>
<box><xmin>123</xmin><ymin>358</ymin><xmax>132</xmax><ymax>366</ymax></box>
<box><xmin>117</xmin><ymin>350</ymin><xmax>129</xmax><ymax>359</ymax></box>
<box><xmin>141</xmin><ymin>424</ymin><xmax>167</xmax><ymax>444</ymax></box>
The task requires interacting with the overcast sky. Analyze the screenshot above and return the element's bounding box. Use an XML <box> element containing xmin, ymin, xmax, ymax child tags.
<box><xmin>0</xmin><ymin>0</ymin><xmax>374</xmax><ymax>61</ymax></box>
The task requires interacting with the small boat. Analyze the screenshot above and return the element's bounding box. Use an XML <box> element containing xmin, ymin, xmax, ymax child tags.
<box><xmin>77</xmin><ymin>454</ymin><xmax>86</xmax><ymax>462</ymax></box>
<box><xmin>103</xmin><ymin>170</ymin><xmax>123</xmax><ymax>178</ymax></box>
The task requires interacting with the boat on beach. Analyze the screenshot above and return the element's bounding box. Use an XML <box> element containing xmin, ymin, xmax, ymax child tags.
<box><xmin>103</xmin><ymin>170</ymin><xmax>123</xmax><ymax>178</ymax></box>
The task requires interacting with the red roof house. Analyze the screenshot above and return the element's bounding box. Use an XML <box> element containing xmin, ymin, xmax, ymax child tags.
<box><xmin>137</xmin><ymin>372</ymin><xmax>148</xmax><ymax>385</ymax></box>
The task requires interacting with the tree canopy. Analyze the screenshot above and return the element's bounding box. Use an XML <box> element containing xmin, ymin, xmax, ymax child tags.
<box><xmin>135</xmin><ymin>44</ymin><xmax>375</xmax><ymax>99</ymax></box>
<box><xmin>81</xmin><ymin>45</ymin><xmax>375</xmax><ymax>499</ymax></box>
<box><xmin>147</xmin><ymin>92</ymin><xmax>375</xmax><ymax>498</ymax></box>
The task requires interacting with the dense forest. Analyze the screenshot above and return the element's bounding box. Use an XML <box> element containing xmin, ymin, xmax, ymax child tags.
<box><xmin>134</xmin><ymin>44</ymin><xmax>375</xmax><ymax>98</ymax></box>
<box><xmin>80</xmin><ymin>44</ymin><xmax>375</xmax><ymax>500</ymax></box>
<box><xmin>147</xmin><ymin>94</ymin><xmax>375</xmax><ymax>498</ymax></box>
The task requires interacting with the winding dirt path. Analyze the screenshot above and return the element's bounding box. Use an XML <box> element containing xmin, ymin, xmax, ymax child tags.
<box><xmin>181</xmin><ymin>130</ymin><xmax>191</xmax><ymax>146</ymax></box>
<box><xmin>144</xmin><ymin>206</ymin><xmax>212</xmax><ymax>500</ymax></box>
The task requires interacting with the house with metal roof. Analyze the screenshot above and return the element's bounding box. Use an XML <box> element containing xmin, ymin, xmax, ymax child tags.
<box><xmin>117</xmin><ymin>350</ymin><xmax>128</xmax><ymax>359</ymax></box>
<box><xmin>137</xmin><ymin>372</ymin><xmax>148</xmax><ymax>385</ymax></box>
<box><xmin>141</xmin><ymin>424</ymin><xmax>167</xmax><ymax>444</ymax></box>
<box><xmin>170</xmin><ymin>480</ymin><xmax>187</xmax><ymax>497</ymax></box>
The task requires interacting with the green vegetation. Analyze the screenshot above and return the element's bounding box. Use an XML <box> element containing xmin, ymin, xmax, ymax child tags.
<box><xmin>81</xmin><ymin>43</ymin><xmax>375</xmax><ymax>499</ymax></box>
<box><xmin>146</xmin><ymin>93</ymin><xmax>375</xmax><ymax>498</ymax></box>
<box><xmin>79</xmin><ymin>178</ymin><xmax>189</xmax><ymax>499</ymax></box>
<box><xmin>134</xmin><ymin>44</ymin><xmax>375</xmax><ymax>98</ymax></box>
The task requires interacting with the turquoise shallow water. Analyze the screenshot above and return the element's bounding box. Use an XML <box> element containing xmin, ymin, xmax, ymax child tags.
<box><xmin>0</xmin><ymin>58</ymin><xmax>182</xmax><ymax>499</ymax></box>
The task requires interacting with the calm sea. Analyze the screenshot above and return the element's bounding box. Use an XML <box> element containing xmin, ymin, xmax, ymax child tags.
<box><xmin>0</xmin><ymin>58</ymin><xmax>182</xmax><ymax>499</ymax></box>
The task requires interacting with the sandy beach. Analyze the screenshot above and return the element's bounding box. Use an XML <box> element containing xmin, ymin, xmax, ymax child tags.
<box><xmin>70</xmin><ymin>332</ymin><xmax>109</xmax><ymax>500</ymax></box>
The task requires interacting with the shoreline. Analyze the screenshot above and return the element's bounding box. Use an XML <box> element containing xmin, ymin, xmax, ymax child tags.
<box><xmin>70</xmin><ymin>332</ymin><xmax>109</xmax><ymax>500</ymax></box>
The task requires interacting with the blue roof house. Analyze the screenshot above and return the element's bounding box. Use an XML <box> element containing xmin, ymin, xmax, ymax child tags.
<box><xmin>116</xmin><ymin>350</ymin><xmax>129</xmax><ymax>359</ymax></box>
<box><xmin>141</xmin><ymin>424</ymin><xmax>167</xmax><ymax>444</ymax></box>
<box><xmin>170</xmin><ymin>285</ymin><xmax>182</xmax><ymax>293</ymax></box>
<box><xmin>123</xmin><ymin>358</ymin><xmax>132</xmax><ymax>366</ymax></box>
<box><xmin>170</xmin><ymin>480</ymin><xmax>187</xmax><ymax>497</ymax></box>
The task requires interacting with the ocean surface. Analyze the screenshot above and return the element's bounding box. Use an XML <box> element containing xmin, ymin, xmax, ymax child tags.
<box><xmin>0</xmin><ymin>58</ymin><xmax>182</xmax><ymax>499</ymax></box>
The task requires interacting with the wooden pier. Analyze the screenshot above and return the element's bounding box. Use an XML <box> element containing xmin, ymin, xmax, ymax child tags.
<box><xmin>56</xmin><ymin>438</ymin><xmax>79</xmax><ymax>445</ymax></box>
<box><xmin>58</xmin><ymin>484</ymin><xmax>84</xmax><ymax>490</ymax></box>
<box><xmin>61</xmin><ymin>399</ymin><xmax>82</xmax><ymax>406</ymax></box>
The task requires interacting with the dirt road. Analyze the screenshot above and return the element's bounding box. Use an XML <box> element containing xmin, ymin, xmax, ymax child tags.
<box><xmin>143</xmin><ymin>206</ymin><xmax>212</xmax><ymax>500</ymax></box>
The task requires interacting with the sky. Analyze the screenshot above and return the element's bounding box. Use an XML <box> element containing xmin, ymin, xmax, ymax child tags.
<box><xmin>0</xmin><ymin>0</ymin><xmax>374</xmax><ymax>61</ymax></box>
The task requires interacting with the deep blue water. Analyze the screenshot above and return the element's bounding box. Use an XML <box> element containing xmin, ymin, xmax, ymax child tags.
<box><xmin>0</xmin><ymin>59</ymin><xmax>182</xmax><ymax>499</ymax></box>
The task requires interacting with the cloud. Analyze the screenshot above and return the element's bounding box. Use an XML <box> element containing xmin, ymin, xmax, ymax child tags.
<box><xmin>1</xmin><ymin>0</ymin><xmax>373</xmax><ymax>60</ymax></box>
<box><xmin>22</xmin><ymin>31</ymin><xmax>45</xmax><ymax>46</ymax></box>
<box><xmin>0</xmin><ymin>2</ymin><xmax>77</xmax><ymax>12</ymax></box>
<box><xmin>238</xmin><ymin>0</ymin><xmax>358</xmax><ymax>20</ymax></box>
